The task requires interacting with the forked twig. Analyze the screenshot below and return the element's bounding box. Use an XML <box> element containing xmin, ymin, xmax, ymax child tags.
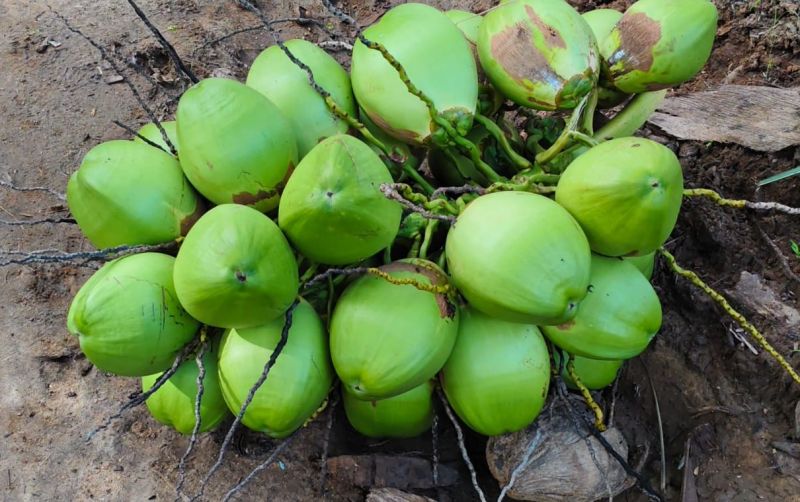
<box><xmin>436</xmin><ymin>387</ymin><xmax>487</xmax><ymax>502</ymax></box>
<box><xmin>193</xmin><ymin>299</ymin><xmax>300</xmax><ymax>500</ymax></box>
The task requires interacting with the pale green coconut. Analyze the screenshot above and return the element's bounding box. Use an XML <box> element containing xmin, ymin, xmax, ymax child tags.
<box><xmin>176</xmin><ymin>78</ymin><xmax>298</xmax><ymax>212</ymax></box>
<box><xmin>67</xmin><ymin>140</ymin><xmax>203</xmax><ymax>249</ymax></box>
<box><xmin>247</xmin><ymin>39</ymin><xmax>356</xmax><ymax>158</ymax></box>
<box><xmin>67</xmin><ymin>253</ymin><xmax>199</xmax><ymax>376</ymax></box>
<box><xmin>142</xmin><ymin>341</ymin><xmax>230</xmax><ymax>434</ymax></box>
<box><xmin>173</xmin><ymin>204</ymin><xmax>299</xmax><ymax>329</ymax></box>
<box><xmin>278</xmin><ymin>135</ymin><xmax>402</xmax><ymax>265</ymax></box>
<box><xmin>351</xmin><ymin>3</ymin><xmax>478</xmax><ymax>146</ymax></box>
<box><xmin>218</xmin><ymin>299</ymin><xmax>334</xmax><ymax>438</ymax></box>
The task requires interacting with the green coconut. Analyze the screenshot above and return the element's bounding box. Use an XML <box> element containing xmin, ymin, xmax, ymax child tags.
<box><xmin>278</xmin><ymin>135</ymin><xmax>402</xmax><ymax>265</ymax></box>
<box><xmin>445</xmin><ymin>9</ymin><xmax>481</xmax><ymax>45</ymax></box>
<box><xmin>176</xmin><ymin>78</ymin><xmax>297</xmax><ymax>212</ymax></box>
<box><xmin>625</xmin><ymin>251</ymin><xmax>656</xmax><ymax>280</ymax></box>
<box><xmin>552</xmin><ymin>350</ymin><xmax>623</xmax><ymax>390</ymax></box>
<box><xmin>478</xmin><ymin>0</ymin><xmax>599</xmax><ymax>110</ymax></box>
<box><xmin>351</xmin><ymin>3</ymin><xmax>478</xmax><ymax>146</ymax></box>
<box><xmin>67</xmin><ymin>140</ymin><xmax>203</xmax><ymax>249</ymax></box>
<box><xmin>246</xmin><ymin>39</ymin><xmax>356</xmax><ymax>158</ymax></box>
<box><xmin>173</xmin><ymin>204</ymin><xmax>299</xmax><ymax>329</ymax></box>
<box><xmin>542</xmin><ymin>255</ymin><xmax>662</xmax><ymax>360</ymax></box>
<box><xmin>582</xmin><ymin>8</ymin><xmax>629</xmax><ymax>108</ymax></box>
<box><xmin>330</xmin><ymin>259</ymin><xmax>459</xmax><ymax>400</ymax></box>
<box><xmin>134</xmin><ymin>120</ymin><xmax>179</xmax><ymax>154</ymax></box>
<box><xmin>441</xmin><ymin>307</ymin><xmax>550</xmax><ymax>436</ymax></box>
<box><xmin>217</xmin><ymin>299</ymin><xmax>334</xmax><ymax>438</ymax></box>
<box><xmin>555</xmin><ymin>137</ymin><xmax>683</xmax><ymax>257</ymax></box>
<box><xmin>601</xmin><ymin>0</ymin><xmax>718</xmax><ymax>93</ymax></box>
<box><xmin>446</xmin><ymin>191</ymin><xmax>591</xmax><ymax>325</ymax></box>
<box><xmin>67</xmin><ymin>253</ymin><xmax>199</xmax><ymax>377</ymax></box>
<box><xmin>343</xmin><ymin>380</ymin><xmax>434</xmax><ymax>438</ymax></box>
<box><xmin>142</xmin><ymin>340</ymin><xmax>230</xmax><ymax>434</ymax></box>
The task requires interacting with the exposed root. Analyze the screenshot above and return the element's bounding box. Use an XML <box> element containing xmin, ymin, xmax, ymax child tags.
<box><xmin>50</xmin><ymin>8</ymin><xmax>177</xmax><ymax>156</ymax></box>
<box><xmin>87</xmin><ymin>336</ymin><xmax>200</xmax><ymax>442</ymax></box>
<box><xmin>0</xmin><ymin>239</ymin><xmax>181</xmax><ymax>268</ymax></box>
<box><xmin>0</xmin><ymin>180</ymin><xmax>65</xmax><ymax>201</ymax></box>
<box><xmin>684</xmin><ymin>188</ymin><xmax>800</xmax><ymax>215</ymax></box>
<box><xmin>192</xmin><ymin>299</ymin><xmax>300</xmax><ymax>501</ymax></box>
<box><xmin>124</xmin><ymin>0</ymin><xmax>199</xmax><ymax>83</ymax></box>
<box><xmin>659</xmin><ymin>247</ymin><xmax>800</xmax><ymax>386</ymax></box>
<box><xmin>566</xmin><ymin>356</ymin><xmax>606</xmax><ymax>432</ymax></box>
<box><xmin>221</xmin><ymin>433</ymin><xmax>297</xmax><ymax>502</ymax></box>
<box><xmin>437</xmin><ymin>387</ymin><xmax>487</xmax><ymax>502</ymax></box>
<box><xmin>175</xmin><ymin>332</ymin><xmax>209</xmax><ymax>501</ymax></box>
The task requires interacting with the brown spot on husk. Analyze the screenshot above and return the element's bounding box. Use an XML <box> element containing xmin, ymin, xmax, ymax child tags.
<box><xmin>490</xmin><ymin>21</ymin><xmax>563</xmax><ymax>107</ymax></box>
<box><xmin>179</xmin><ymin>197</ymin><xmax>206</xmax><ymax>236</ymax></box>
<box><xmin>556</xmin><ymin>320</ymin><xmax>575</xmax><ymax>330</ymax></box>
<box><xmin>231</xmin><ymin>166</ymin><xmax>292</xmax><ymax>207</ymax></box>
<box><xmin>608</xmin><ymin>12</ymin><xmax>661</xmax><ymax>74</ymax></box>
<box><xmin>524</xmin><ymin>5</ymin><xmax>565</xmax><ymax>49</ymax></box>
<box><xmin>232</xmin><ymin>187</ymin><xmax>279</xmax><ymax>205</ymax></box>
<box><xmin>365</xmin><ymin>109</ymin><xmax>420</xmax><ymax>144</ymax></box>
<box><xmin>381</xmin><ymin>261</ymin><xmax>457</xmax><ymax>319</ymax></box>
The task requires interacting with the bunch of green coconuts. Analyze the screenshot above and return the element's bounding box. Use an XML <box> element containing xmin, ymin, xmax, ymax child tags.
<box><xmin>66</xmin><ymin>0</ymin><xmax>717</xmax><ymax>442</ymax></box>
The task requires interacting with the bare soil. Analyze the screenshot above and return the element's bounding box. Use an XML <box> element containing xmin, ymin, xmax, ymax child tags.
<box><xmin>1</xmin><ymin>0</ymin><xmax>800</xmax><ymax>501</ymax></box>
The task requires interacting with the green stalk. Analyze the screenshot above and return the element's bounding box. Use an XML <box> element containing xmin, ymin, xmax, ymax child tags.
<box><xmin>594</xmin><ymin>90</ymin><xmax>667</xmax><ymax>141</ymax></box>
<box><xmin>473</xmin><ymin>113</ymin><xmax>533</xmax><ymax>172</ymax></box>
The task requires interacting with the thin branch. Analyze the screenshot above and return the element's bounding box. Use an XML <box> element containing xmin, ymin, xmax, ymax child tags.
<box><xmin>193</xmin><ymin>299</ymin><xmax>300</xmax><ymax>501</ymax></box>
<box><xmin>317</xmin><ymin>40</ymin><xmax>353</xmax><ymax>51</ymax></box>
<box><xmin>318</xmin><ymin>390</ymin><xmax>339</xmax><ymax>495</ymax></box>
<box><xmin>193</xmin><ymin>18</ymin><xmax>331</xmax><ymax>55</ymax></box>
<box><xmin>320</xmin><ymin>0</ymin><xmax>357</xmax><ymax>25</ymax></box>
<box><xmin>0</xmin><ymin>239</ymin><xmax>180</xmax><ymax>268</ymax></box>
<box><xmin>437</xmin><ymin>387</ymin><xmax>487</xmax><ymax>502</ymax></box>
<box><xmin>50</xmin><ymin>8</ymin><xmax>177</xmax><ymax>156</ymax></box>
<box><xmin>380</xmin><ymin>184</ymin><xmax>456</xmax><ymax>223</ymax></box>
<box><xmin>431</xmin><ymin>184</ymin><xmax>484</xmax><ymax>199</ymax></box>
<box><xmin>0</xmin><ymin>180</ymin><xmax>65</xmax><ymax>201</ymax></box>
<box><xmin>660</xmin><ymin>247</ymin><xmax>800</xmax><ymax>386</ymax></box>
<box><xmin>175</xmin><ymin>333</ymin><xmax>209</xmax><ymax>500</ymax></box>
<box><xmin>0</xmin><ymin>217</ymin><xmax>74</xmax><ymax>226</ymax></box>
<box><xmin>87</xmin><ymin>336</ymin><xmax>200</xmax><ymax>441</ymax></box>
<box><xmin>112</xmin><ymin>120</ymin><xmax>170</xmax><ymax>154</ymax></box>
<box><xmin>497</xmin><ymin>429</ymin><xmax>542</xmax><ymax>502</ymax></box>
<box><xmin>221</xmin><ymin>433</ymin><xmax>297</xmax><ymax>502</ymax></box>
<box><xmin>685</xmin><ymin>188</ymin><xmax>800</xmax><ymax>215</ymax></box>
<box><xmin>125</xmin><ymin>0</ymin><xmax>199</xmax><ymax>83</ymax></box>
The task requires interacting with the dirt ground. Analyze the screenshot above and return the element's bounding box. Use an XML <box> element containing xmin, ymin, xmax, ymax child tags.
<box><xmin>1</xmin><ymin>0</ymin><xmax>800</xmax><ymax>501</ymax></box>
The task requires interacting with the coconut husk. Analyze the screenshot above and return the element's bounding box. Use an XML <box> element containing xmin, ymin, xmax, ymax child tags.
<box><xmin>486</xmin><ymin>395</ymin><xmax>634</xmax><ymax>501</ymax></box>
